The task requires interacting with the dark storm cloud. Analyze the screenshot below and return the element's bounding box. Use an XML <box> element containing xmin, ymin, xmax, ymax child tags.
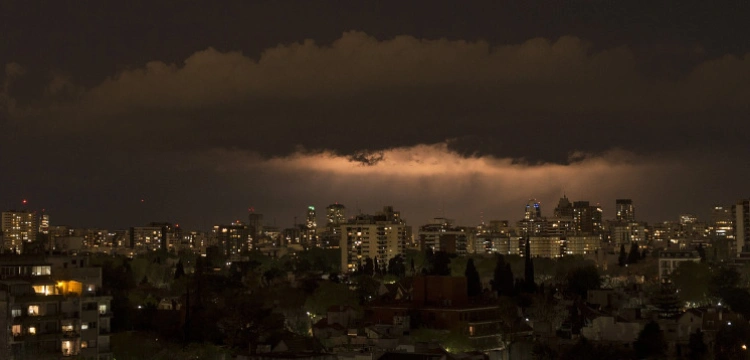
<box><xmin>1</xmin><ymin>0</ymin><xmax>749</xmax><ymax>229</ymax></box>
<box><xmin>7</xmin><ymin>32</ymin><xmax>750</xmax><ymax>161</ymax></box>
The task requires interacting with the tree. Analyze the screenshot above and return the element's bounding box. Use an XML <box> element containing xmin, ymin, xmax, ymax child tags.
<box><xmin>363</xmin><ymin>257</ymin><xmax>374</xmax><ymax>276</ymax></box>
<box><xmin>430</xmin><ymin>251</ymin><xmax>453</xmax><ymax>276</ymax></box>
<box><xmin>634</xmin><ymin>321</ymin><xmax>666</xmax><ymax>359</ymax></box>
<box><xmin>503</xmin><ymin>263</ymin><xmax>515</xmax><ymax>296</ymax></box>
<box><xmin>710</xmin><ymin>266</ymin><xmax>741</xmax><ymax>298</ymax></box>
<box><xmin>618</xmin><ymin>244</ymin><xmax>627</xmax><ymax>267</ymax></box>
<box><xmin>627</xmin><ymin>242</ymin><xmax>640</xmax><ymax>264</ymax></box>
<box><xmin>696</xmin><ymin>244</ymin><xmax>706</xmax><ymax>262</ymax></box>
<box><xmin>388</xmin><ymin>254</ymin><xmax>406</xmax><ymax>277</ymax></box>
<box><xmin>719</xmin><ymin>287</ymin><xmax>750</xmax><ymax>319</ymax></box>
<box><xmin>497</xmin><ymin>296</ymin><xmax>521</xmax><ymax>357</ymax></box>
<box><xmin>491</xmin><ymin>254</ymin><xmax>507</xmax><ymax>295</ymax></box>
<box><xmin>566</xmin><ymin>265</ymin><xmax>601</xmax><ymax>299</ymax></box>
<box><xmin>524</xmin><ymin>237</ymin><xmax>536</xmax><ymax>292</ymax></box>
<box><xmin>174</xmin><ymin>260</ymin><xmax>185</xmax><ymax>280</ymax></box>
<box><xmin>688</xmin><ymin>329</ymin><xmax>708</xmax><ymax>360</ymax></box>
<box><xmin>304</xmin><ymin>281</ymin><xmax>360</xmax><ymax>317</ymax></box>
<box><xmin>465</xmin><ymin>258</ymin><xmax>482</xmax><ymax>297</ymax></box>
<box><xmin>652</xmin><ymin>282</ymin><xmax>683</xmax><ymax>319</ymax></box>
<box><xmin>670</xmin><ymin>261</ymin><xmax>711</xmax><ymax>305</ymax></box>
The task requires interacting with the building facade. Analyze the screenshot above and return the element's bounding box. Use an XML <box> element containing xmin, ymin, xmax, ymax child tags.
<box><xmin>0</xmin><ymin>255</ymin><xmax>112</xmax><ymax>359</ymax></box>
<box><xmin>340</xmin><ymin>207</ymin><xmax>408</xmax><ymax>273</ymax></box>
<box><xmin>2</xmin><ymin>211</ymin><xmax>38</xmax><ymax>254</ymax></box>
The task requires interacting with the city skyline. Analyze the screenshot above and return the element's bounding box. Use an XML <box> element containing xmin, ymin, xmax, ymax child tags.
<box><xmin>1</xmin><ymin>1</ymin><xmax>748</xmax><ymax>230</ymax></box>
<box><xmin>1</xmin><ymin>195</ymin><xmax>741</xmax><ymax>232</ymax></box>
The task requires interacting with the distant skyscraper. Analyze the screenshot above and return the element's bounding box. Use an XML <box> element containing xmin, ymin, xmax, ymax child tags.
<box><xmin>1</xmin><ymin>210</ymin><xmax>38</xmax><ymax>253</ymax></box>
<box><xmin>615</xmin><ymin>199</ymin><xmax>635</xmax><ymax>222</ymax></box>
<box><xmin>524</xmin><ymin>199</ymin><xmax>542</xmax><ymax>220</ymax></box>
<box><xmin>554</xmin><ymin>195</ymin><xmax>573</xmax><ymax>218</ymax></box>
<box><xmin>734</xmin><ymin>199</ymin><xmax>750</xmax><ymax>255</ymax></box>
<box><xmin>572</xmin><ymin>201</ymin><xmax>603</xmax><ymax>235</ymax></box>
<box><xmin>321</xmin><ymin>203</ymin><xmax>346</xmax><ymax>249</ymax></box>
<box><xmin>306</xmin><ymin>206</ymin><xmax>317</xmax><ymax>230</ymax></box>
<box><xmin>248</xmin><ymin>211</ymin><xmax>263</xmax><ymax>244</ymax></box>
<box><xmin>303</xmin><ymin>206</ymin><xmax>318</xmax><ymax>248</ymax></box>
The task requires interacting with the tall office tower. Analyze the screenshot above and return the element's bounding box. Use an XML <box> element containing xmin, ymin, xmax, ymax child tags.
<box><xmin>302</xmin><ymin>206</ymin><xmax>319</xmax><ymax>248</ymax></box>
<box><xmin>554</xmin><ymin>195</ymin><xmax>574</xmax><ymax>218</ymax></box>
<box><xmin>734</xmin><ymin>199</ymin><xmax>750</xmax><ymax>255</ymax></box>
<box><xmin>340</xmin><ymin>206</ymin><xmax>408</xmax><ymax>273</ymax></box>
<box><xmin>710</xmin><ymin>205</ymin><xmax>734</xmax><ymax>240</ymax></box>
<box><xmin>248</xmin><ymin>212</ymin><xmax>264</xmax><ymax>245</ymax></box>
<box><xmin>572</xmin><ymin>201</ymin><xmax>603</xmax><ymax>235</ymax></box>
<box><xmin>524</xmin><ymin>199</ymin><xmax>542</xmax><ymax>220</ymax></box>
<box><xmin>306</xmin><ymin>206</ymin><xmax>317</xmax><ymax>229</ymax></box>
<box><xmin>615</xmin><ymin>199</ymin><xmax>635</xmax><ymax>222</ymax></box>
<box><xmin>1</xmin><ymin>210</ymin><xmax>38</xmax><ymax>253</ymax></box>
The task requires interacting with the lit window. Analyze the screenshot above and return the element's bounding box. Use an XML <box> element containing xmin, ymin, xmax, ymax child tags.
<box><xmin>81</xmin><ymin>341</ymin><xmax>88</xmax><ymax>348</ymax></box>
<box><xmin>99</xmin><ymin>304</ymin><xmax>107</xmax><ymax>314</ymax></box>
<box><xmin>12</xmin><ymin>325</ymin><xmax>21</xmax><ymax>336</ymax></box>
<box><xmin>62</xmin><ymin>341</ymin><xmax>73</xmax><ymax>356</ymax></box>
<box><xmin>28</xmin><ymin>326</ymin><xmax>36</xmax><ymax>335</ymax></box>
<box><xmin>81</xmin><ymin>324</ymin><xmax>88</xmax><ymax>330</ymax></box>
<box><xmin>28</xmin><ymin>305</ymin><xmax>39</xmax><ymax>316</ymax></box>
<box><xmin>12</xmin><ymin>308</ymin><xmax>21</xmax><ymax>317</ymax></box>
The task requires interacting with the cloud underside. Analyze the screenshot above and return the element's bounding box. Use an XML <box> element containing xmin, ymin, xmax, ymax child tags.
<box><xmin>1</xmin><ymin>32</ymin><xmax>748</xmax><ymax>226</ymax></box>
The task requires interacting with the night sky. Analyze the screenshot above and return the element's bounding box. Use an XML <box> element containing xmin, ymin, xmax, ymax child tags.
<box><xmin>1</xmin><ymin>1</ymin><xmax>749</xmax><ymax>230</ymax></box>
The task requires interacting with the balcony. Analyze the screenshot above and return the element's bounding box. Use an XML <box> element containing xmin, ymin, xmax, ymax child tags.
<box><xmin>62</xmin><ymin>330</ymin><xmax>80</xmax><ymax>338</ymax></box>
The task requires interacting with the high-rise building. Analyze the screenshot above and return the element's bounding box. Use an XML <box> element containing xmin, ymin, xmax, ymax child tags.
<box><xmin>572</xmin><ymin>201</ymin><xmax>603</xmax><ymax>235</ymax></box>
<box><xmin>710</xmin><ymin>205</ymin><xmax>734</xmax><ymax>240</ymax></box>
<box><xmin>321</xmin><ymin>204</ymin><xmax>346</xmax><ymax>249</ymax></box>
<box><xmin>247</xmin><ymin>212</ymin><xmax>263</xmax><ymax>245</ymax></box>
<box><xmin>340</xmin><ymin>206</ymin><xmax>408</xmax><ymax>273</ymax></box>
<box><xmin>417</xmin><ymin>218</ymin><xmax>468</xmax><ymax>256</ymax></box>
<box><xmin>38</xmin><ymin>214</ymin><xmax>50</xmax><ymax>235</ymax></box>
<box><xmin>615</xmin><ymin>199</ymin><xmax>635</xmax><ymax>222</ymax></box>
<box><xmin>1</xmin><ymin>211</ymin><xmax>38</xmax><ymax>253</ymax></box>
<box><xmin>734</xmin><ymin>199</ymin><xmax>750</xmax><ymax>255</ymax></box>
<box><xmin>326</xmin><ymin>203</ymin><xmax>346</xmax><ymax>226</ymax></box>
<box><xmin>554</xmin><ymin>195</ymin><xmax>573</xmax><ymax>218</ymax></box>
<box><xmin>213</xmin><ymin>221</ymin><xmax>251</xmax><ymax>258</ymax></box>
<box><xmin>303</xmin><ymin>206</ymin><xmax>318</xmax><ymax>248</ymax></box>
<box><xmin>524</xmin><ymin>199</ymin><xmax>542</xmax><ymax>220</ymax></box>
<box><xmin>128</xmin><ymin>223</ymin><xmax>174</xmax><ymax>253</ymax></box>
